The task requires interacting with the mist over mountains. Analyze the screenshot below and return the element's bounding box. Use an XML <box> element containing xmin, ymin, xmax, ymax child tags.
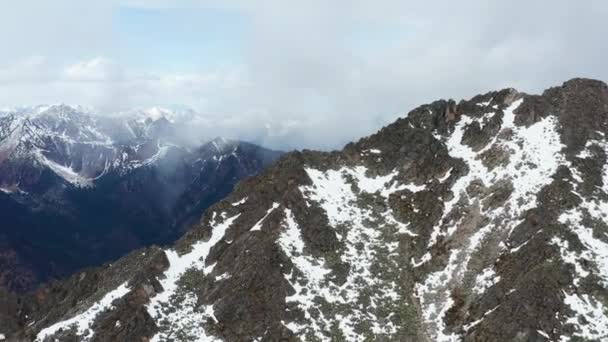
<box><xmin>0</xmin><ymin>104</ymin><xmax>282</xmax><ymax>292</ymax></box>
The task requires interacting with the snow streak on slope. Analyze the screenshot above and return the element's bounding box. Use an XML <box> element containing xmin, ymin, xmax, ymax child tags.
<box><xmin>415</xmin><ymin>99</ymin><xmax>567</xmax><ymax>341</ymax></box>
<box><xmin>250</xmin><ymin>202</ymin><xmax>279</xmax><ymax>231</ymax></box>
<box><xmin>35</xmin><ymin>151</ymin><xmax>95</xmax><ymax>187</ymax></box>
<box><xmin>231</xmin><ymin>197</ymin><xmax>248</xmax><ymax>206</ymax></box>
<box><xmin>283</xmin><ymin>166</ymin><xmax>424</xmax><ymax>340</ymax></box>
<box><xmin>278</xmin><ymin>209</ymin><xmax>332</xmax><ymax>336</ymax></box>
<box><xmin>553</xmin><ymin>139</ymin><xmax>608</xmax><ymax>340</ymax></box>
<box><xmin>35</xmin><ymin>283</ymin><xmax>130</xmax><ymax>341</ymax></box>
<box><xmin>147</xmin><ymin>213</ymin><xmax>240</xmax><ymax>342</ymax></box>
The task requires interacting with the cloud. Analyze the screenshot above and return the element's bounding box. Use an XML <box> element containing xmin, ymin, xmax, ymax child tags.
<box><xmin>0</xmin><ymin>1</ymin><xmax>607</xmax><ymax>149</ymax></box>
<box><xmin>63</xmin><ymin>57</ymin><xmax>124</xmax><ymax>82</ymax></box>
<box><xmin>0</xmin><ymin>1</ymin><xmax>112</xmax><ymax>64</ymax></box>
<box><xmin>0</xmin><ymin>56</ymin><xmax>54</xmax><ymax>83</ymax></box>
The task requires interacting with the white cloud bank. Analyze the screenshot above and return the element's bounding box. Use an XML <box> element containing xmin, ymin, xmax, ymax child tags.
<box><xmin>0</xmin><ymin>1</ymin><xmax>607</xmax><ymax>149</ymax></box>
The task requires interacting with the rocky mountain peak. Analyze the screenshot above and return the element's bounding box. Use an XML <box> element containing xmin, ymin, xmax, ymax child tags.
<box><xmin>4</xmin><ymin>78</ymin><xmax>608</xmax><ymax>342</ymax></box>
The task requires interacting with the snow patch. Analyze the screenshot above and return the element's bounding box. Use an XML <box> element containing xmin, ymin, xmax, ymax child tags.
<box><xmin>215</xmin><ymin>273</ymin><xmax>231</xmax><ymax>281</ymax></box>
<box><xmin>231</xmin><ymin>197</ymin><xmax>248</xmax><ymax>206</ymax></box>
<box><xmin>147</xmin><ymin>212</ymin><xmax>240</xmax><ymax>342</ymax></box>
<box><xmin>296</xmin><ymin>166</ymin><xmax>412</xmax><ymax>339</ymax></box>
<box><xmin>438</xmin><ymin>167</ymin><xmax>453</xmax><ymax>182</ymax></box>
<box><xmin>250</xmin><ymin>202</ymin><xmax>280</xmax><ymax>231</ymax></box>
<box><xmin>35</xmin><ymin>152</ymin><xmax>94</xmax><ymax>187</ymax></box>
<box><xmin>279</xmin><ymin>209</ymin><xmax>333</xmax><ymax>336</ymax></box>
<box><xmin>416</xmin><ymin>99</ymin><xmax>567</xmax><ymax>340</ymax></box>
<box><xmin>472</xmin><ymin>267</ymin><xmax>500</xmax><ymax>295</ymax></box>
<box><xmin>36</xmin><ymin>283</ymin><xmax>130</xmax><ymax>341</ymax></box>
<box><xmin>551</xmin><ymin>236</ymin><xmax>590</xmax><ymax>286</ymax></box>
<box><xmin>562</xmin><ymin>292</ymin><xmax>608</xmax><ymax>340</ymax></box>
<box><xmin>558</xmin><ymin>208</ymin><xmax>608</xmax><ymax>287</ymax></box>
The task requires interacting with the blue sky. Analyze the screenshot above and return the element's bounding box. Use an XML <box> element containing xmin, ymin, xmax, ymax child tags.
<box><xmin>113</xmin><ymin>6</ymin><xmax>248</xmax><ymax>71</ymax></box>
<box><xmin>0</xmin><ymin>1</ymin><xmax>607</xmax><ymax>149</ymax></box>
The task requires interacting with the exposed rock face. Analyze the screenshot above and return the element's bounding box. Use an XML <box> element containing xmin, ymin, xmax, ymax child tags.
<box><xmin>4</xmin><ymin>78</ymin><xmax>608</xmax><ymax>341</ymax></box>
<box><xmin>0</xmin><ymin>105</ymin><xmax>283</xmax><ymax>292</ymax></box>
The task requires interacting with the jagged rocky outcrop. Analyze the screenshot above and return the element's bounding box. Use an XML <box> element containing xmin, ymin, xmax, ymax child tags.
<box><xmin>0</xmin><ymin>105</ymin><xmax>282</xmax><ymax>292</ymax></box>
<box><xmin>4</xmin><ymin>78</ymin><xmax>608</xmax><ymax>341</ymax></box>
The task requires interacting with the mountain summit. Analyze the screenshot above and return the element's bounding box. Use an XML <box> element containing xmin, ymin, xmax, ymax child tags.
<box><xmin>4</xmin><ymin>78</ymin><xmax>608</xmax><ymax>341</ymax></box>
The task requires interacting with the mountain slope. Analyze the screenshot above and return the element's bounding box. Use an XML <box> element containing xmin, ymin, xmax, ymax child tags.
<box><xmin>0</xmin><ymin>105</ymin><xmax>283</xmax><ymax>292</ymax></box>
<box><xmin>5</xmin><ymin>78</ymin><xmax>608</xmax><ymax>341</ymax></box>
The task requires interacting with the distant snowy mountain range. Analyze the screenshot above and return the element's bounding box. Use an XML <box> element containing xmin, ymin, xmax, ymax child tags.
<box><xmin>0</xmin><ymin>104</ymin><xmax>283</xmax><ymax>292</ymax></box>
<box><xmin>0</xmin><ymin>104</ymin><xmax>218</xmax><ymax>191</ymax></box>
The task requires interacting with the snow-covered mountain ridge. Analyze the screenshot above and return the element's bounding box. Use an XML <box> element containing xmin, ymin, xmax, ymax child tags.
<box><xmin>0</xmin><ymin>104</ymin><xmax>213</xmax><ymax>191</ymax></box>
<box><xmin>4</xmin><ymin>78</ymin><xmax>608</xmax><ymax>341</ymax></box>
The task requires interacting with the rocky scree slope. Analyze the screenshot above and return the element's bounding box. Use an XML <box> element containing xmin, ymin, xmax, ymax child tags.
<box><xmin>5</xmin><ymin>78</ymin><xmax>608</xmax><ymax>341</ymax></box>
<box><xmin>0</xmin><ymin>105</ymin><xmax>282</xmax><ymax>292</ymax></box>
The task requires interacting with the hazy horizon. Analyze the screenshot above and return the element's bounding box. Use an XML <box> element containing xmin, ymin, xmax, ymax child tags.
<box><xmin>1</xmin><ymin>1</ymin><xmax>607</xmax><ymax>150</ymax></box>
